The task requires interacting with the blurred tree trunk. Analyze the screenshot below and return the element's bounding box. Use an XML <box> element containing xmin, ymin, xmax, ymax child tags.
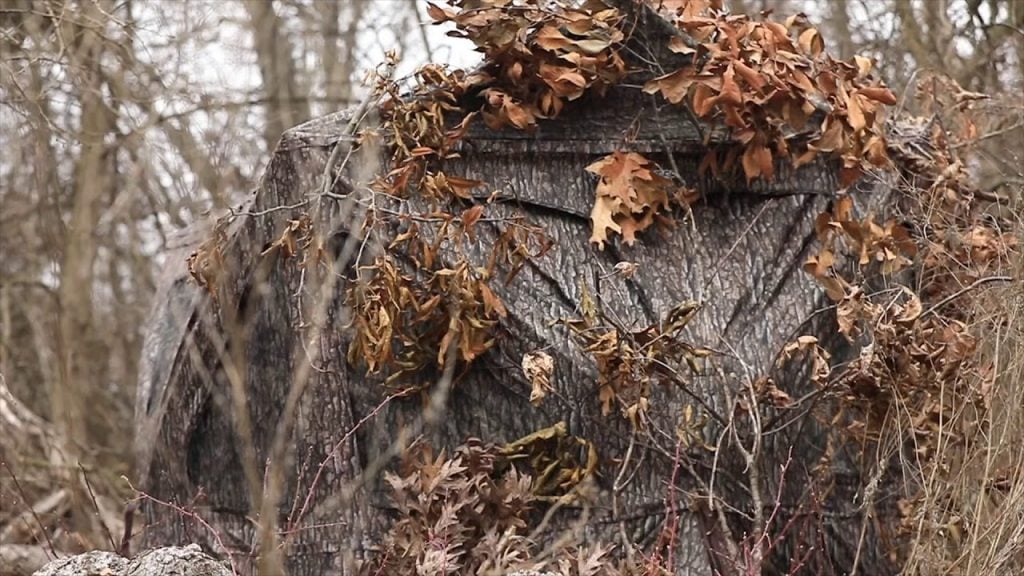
<box><xmin>892</xmin><ymin>0</ymin><xmax>955</xmax><ymax>77</ymax></box>
<box><xmin>1016</xmin><ymin>0</ymin><xmax>1024</xmax><ymax>86</ymax></box>
<box><xmin>245</xmin><ymin>0</ymin><xmax>311</xmax><ymax>149</ymax></box>
<box><xmin>54</xmin><ymin>0</ymin><xmax>117</xmax><ymax>542</ymax></box>
<box><xmin>315</xmin><ymin>0</ymin><xmax>366</xmax><ymax>112</ymax></box>
<box><xmin>4</xmin><ymin>8</ymin><xmax>58</xmax><ymax>413</ymax></box>
<box><xmin>826</xmin><ymin>0</ymin><xmax>854</xmax><ymax>59</ymax></box>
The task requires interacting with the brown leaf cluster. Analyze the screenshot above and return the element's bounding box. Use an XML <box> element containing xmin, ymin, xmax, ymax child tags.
<box><xmin>347</xmin><ymin>213</ymin><xmax>550</xmax><ymax>383</ymax></box>
<box><xmin>832</xmin><ymin>286</ymin><xmax>975</xmax><ymax>405</ymax></box>
<box><xmin>367</xmin><ymin>437</ymin><xmax>626</xmax><ymax>575</ymax></box>
<box><xmin>643</xmin><ymin>6</ymin><xmax>896</xmax><ymax>185</ymax></box>
<box><xmin>797</xmin><ymin>188</ymin><xmax>988</xmax><ymax>433</ymax></box>
<box><xmin>887</xmin><ymin>116</ymin><xmax>1017</xmax><ymax>308</ymax></box>
<box><xmin>787</xmin><ymin>115</ymin><xmax>1017</xmax><ymax>554</ymax></box>
<box><xmin>350</xmin><ymin>61</ymin><xmax>552</xmax><ymax>384</ymax></box>
<box><xmin>562</xmin><ymin>296</ymin><xmax>710</xmax><ymax>429</ymax></box>
<box><xmin>191</xmin><ymin>215</ymin><xmax>328</xmax><ymax>301</ymax></box>
<box><xmin>803</xmin><ymin>195</ymin><xmax>917</xmax><ymax>301</ymax></box>
<box><xmin>586</xmin><ymin>151</ymin><xmax>696</xmax><ymax>249</ymax></box>
<box><xmin>428</xmin><ymin>0</ymin><xmax>627</xmax><ymax>130</ymax></box>
<box><xmin>377</xmin><ymin>63</ymin><xmax>481</xmax><ymax>199</ymax></box>
<box><xmin>408</xmin><ymin>0</ymin><xmax>900</xmax><ymax>254</ymax></box>
<box><xmin>499</xmin><ymin>421</ymin><xmax>598</xmax><ymax>502</ymax></box>
<box><xmin>186</xmin><ymin>215</ymin><xmax>231</xmax><ymax>299</ymax></box>
<box><xmin>259</xmin><ymin>214</ymin><xmax>329</xmax><ymax>270</ymax></box>
<box><xmin>368</xmin><ymin>439</ymin><xmax>536</xmax><ymax>575</ymax></box>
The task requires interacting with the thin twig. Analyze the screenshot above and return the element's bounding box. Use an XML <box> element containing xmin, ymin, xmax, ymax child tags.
<box><xmin>410</xmin><ymin>0</ymin><xmax>435</xmax><ymax>63</ymax></box>
<box><xmin>77</xmin><ymin>463</ymin><xmax>117</xmax><ymax>552</ymax></box>
<box><xmin>700</xmin><ymin>201</ymin><xmax>771</xmax><ymax>298</ymax></box>
<box><xmin>256</xmin><ymin>89</ymin><xmax>385</xmax><ymax>574</ymax></box>
<box><xmin>949</xmin><ymin>119</ymin><xmax>1024</xmax><ymax>149</ymax></box>
<box><xmin>320</xmin><ymin>83</ymin><xmax>383</xmax><ymax>198</ymax></box>
<box><xmin>118</xmin><ymin>502</ymin><xmax>136</xmax><ymax>557</ymax></box>
<box><xmin>921</xmin><ymin>275</ymin><xmax>1012</xmax><ymax>318</ymax></box>
<box><xmin>2</xmin><ymin>459</ymin><xmax>57</xmax><ymax>559</ymax></box>
<box><xmin>285</xmin><ymin>388</ymin><xmax>408</xmax><ymax>538</ymax></box>
<box><xmin>124</xmin><ymin>479</ymin><xmax>240</xmax><ymax>576</ymax></box>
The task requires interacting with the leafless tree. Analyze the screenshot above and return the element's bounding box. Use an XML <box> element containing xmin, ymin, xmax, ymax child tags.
<box><xmin>0</xmin><ymin>0</ymin><xmax>430</xmax><ymax>563</ymax></box>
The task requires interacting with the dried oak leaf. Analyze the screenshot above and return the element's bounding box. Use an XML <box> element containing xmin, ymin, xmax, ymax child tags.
<box><xmin>755</xmin><ymin>377</ymin><xmax>793</xmax><ymax>408</ymax></box>
<box><xmin>523</xmin><ymin>350</ymin><xmax>555</xmax><ymax>406</ymax></box>
<box><xmin>586</xmin><ymin>151</ymin><xmax>675</xmax><ymax>248</ymax></box>
<box><xmin>741</xmin><ymin>142</ymin><xmax>774</xmax><ymax>182</ymax></box>
<box><xmin>643</xmin><ymin>67</ymin><xmax>697</xmax><ymax>104</ymax></box>
<box><xmin>589</xmin><ymin>195</ymin><xmax>622</xmax><ymax>248</ymax></box>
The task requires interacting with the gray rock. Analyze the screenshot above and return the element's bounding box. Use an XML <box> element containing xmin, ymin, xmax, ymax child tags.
<box><xmin>32</xmin><ymin>551</ymin><xmax>127</xmax><ymax>576</ymax></box>
<box><xmin>32</xmin><ymin>545</ymin><xmax>231</xmax><ymax>576</ymax></box>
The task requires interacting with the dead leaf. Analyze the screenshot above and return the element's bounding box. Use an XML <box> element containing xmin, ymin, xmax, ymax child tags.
<box><xmin>798</xmin><ymin>27</ymin><xmax>823</xmax><ymax>57</ymax></box>
<box><xmin>818</xmin><ymin>275</ymin><xmax>848</xmax><ymax>301</ymax></box>
<box><xmin>479</xmin><ymin>281</ymin><xmax>508</xmax><ymax>318</ymax></box>
<box><xmin>614</xmin><ymin>261</ymin><xmax>638</xmax><ymax>278</ymax></box>
<box><xmin>847</xmin><ymin>93</ymin><xmax>866</xmax><ymax>132</ymax></box>
<box><xmin>836</xmin><ymin>296</ymin><xmax>860</xmax><ymax>338</ymax></box>
<box><xmin>692</xmin><ymin>82</ymin><xmax>716</xmax><ymax>116</ymax></box>
<box><xmin>589</xmin><ymin>195</ymin><xmax>622</xmax><ymax>249</ymax></box>
<box><xmin>626</xmin><ymin>397</ymin><xmax>649</xmax><ymax>429</ymax></box>
<box><xmin>741</xmin><ymin>142</ymin><xmax>773</xmax><ymax>182</ymax></box>
<box><xmin>780</xmin><ymin>334</ymin><xmax>819</xmax><ymax>362</ymax></box>
<box><xmin>643</xmin><ymin>67</ymin><xmax>696</xmax><ymax>105</ymax></box>
<box><xmin>757</xmin><ymin>377</ymin><xmax>793</xmax><ymax>407</ymax></box>
<box><xmin>858</xmin><ymin>85</ymin><xmax>897</xmax><ymax>105</ymax></box>
<box><xmin>460</xmin><ymin>204</ymin><xmax>484</xmax><ymax>239</ymax></box>
<box><xmin>895</xmin><ymin>286</ymin><xmax>922</xmax><ymax>323</ymax></box>
<box><xmin>523</xmin><ymin>350</ymin><xmax>555</xmax><ymax>406</ymax></box>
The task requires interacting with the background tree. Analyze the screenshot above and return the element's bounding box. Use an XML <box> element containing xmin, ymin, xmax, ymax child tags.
<box><xmin>0</xmin><ymin>0</ymin><xmax>433</xmax><ymax>557</ymax></box>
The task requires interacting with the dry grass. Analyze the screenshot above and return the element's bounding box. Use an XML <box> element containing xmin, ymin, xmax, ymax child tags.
<box><xmin>899</xmin><ymin>253</ymin><xmax>1024</xmax><ymax>574</ymax></box>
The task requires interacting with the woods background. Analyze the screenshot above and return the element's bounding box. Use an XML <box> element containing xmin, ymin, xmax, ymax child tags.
<box><xmin>1</xmin><ymin>0</ymin><xmax>1022</xmax><ymax>574</ymax></box>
